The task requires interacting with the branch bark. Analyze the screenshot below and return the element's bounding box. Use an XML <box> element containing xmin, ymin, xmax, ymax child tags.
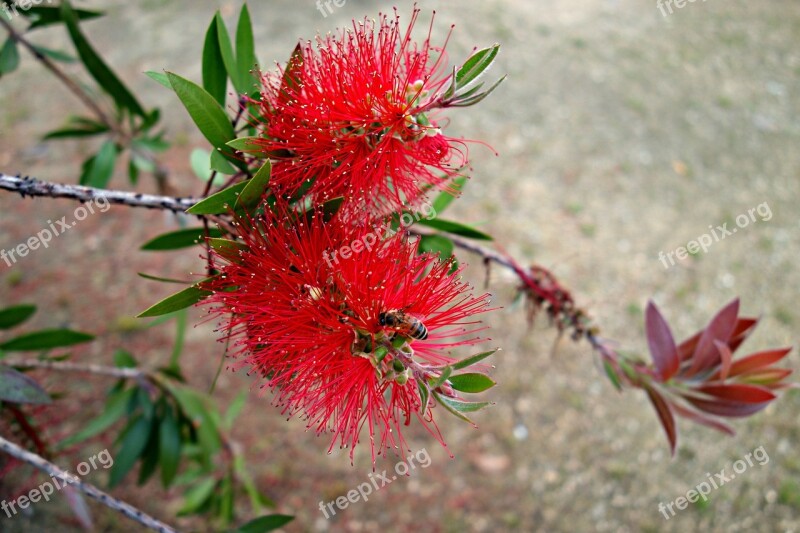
<box><xmin>0</xmin><ymin>436</ymin><xmax>178</xmax><ymax>533</ymax></box>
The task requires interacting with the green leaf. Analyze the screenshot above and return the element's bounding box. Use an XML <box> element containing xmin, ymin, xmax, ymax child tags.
<box><xmin>452</xmin><ymin>350</ymin><xmax>497</xmax><ymax>371</ymax></box>
<box><xmin>80</xmin><ymin>140</ymin><xmax>117</xmax><ymax>188</ymax></box>
<box><xmin>109</xmin><ymin>415</ymin><xmax>153</xmax><ymax>488</ymax></box>
<box><xmin>235</xmin><ymin>4</ymin><xmax>257</xmax><ymax>91</ymax></box>
<box><xmin>178</xmin><ymin>477</ymin><xmax>217</xmax><ymax>515</ymax></box>
<box><xmin>428</xmin><ymin>366</ymin><xmax>452</xmax><ymax>391</ymax></box>
<box><xmin>208</xmin><ymin>238</ymin><xmax>248</xmax><ymax>263</ymax></box>
<box><xmin>0</xmin><ymin>367</ymin><xmax>51</xmax><ymax>404</ymax></box>
<box><xmin>166</xmin><ymin>72</ymin><xmax>235</xmax><ymax>151</ymax></box>
<box><xmin>58</xmin><ymin>387</ymin><xmax>135</xmax><ymax>449</ymax></box>
<box><xmin>431</xmin><ymin>176</ymin><xmax>468</xmax><ymax>215</ymax></box>
<box><xmin>136</xmin><ymin>283</ymin><xmax>214</xmax><ymax>318</ymax></box>
<box><xmin>438</xmin><ymin>395</ymin><xmax>491</xmax><ymax>415</ymax></box>
<box><xmin>235</xmin><ymin>161</ymin><xmax>271</xmax><ymax>211</ymax></box>
<box><xmin>418</xmin><ymin>234</ymin><xmax>454</xmax><ymax>259</ymax></box>
<box><xmin>186</xmin><ymin>181</ymin><xmax>248</xmax><ymax>215</ymax></box>
<box><xmin>449</xmin><ymin>75</ymin><xmax>506</xmax><ymax>108</ymax></box>
<box><xmin>141</xmin><ymin>227</ymin><xmax>223</xmax><ymax>251</ymax></box>
<box><xmin>603</xmin><ymin>359</ymin><xmax>623</xmax><ymax>392</ymax></box>
<box><xmin>0</xmin><ymin>329</ymin><xmax>94</xmax><ymax>351</ymax></box>
<box><xmin>44</xmin><ymin>117</ymin><xmax>110</xmax><ymax>140</ymax></box>
<box><xmin>30</xmin><ymin>45</ymin><xmax>77</xmax><ymax>63</ymax></box>
<box><xmin>137</xmin><ymin>273</ymin><xmax>192</xmax><ymax>285</ymax></box>
<box><xmin>455</xmin><ymin>44</ymin><xmax>500</xmax><ymax>89</ymax></box>
<box><xmin>166</xmin><ymin>385</ymin><xmax>221</xmax><ymax>469</ymax></box>
<box><xmin>113</xmin><ymin>349</ymin><xmax>137</xmax><ymax>368</ymax></box>
<box><xmin>226</xmin><ymin>136</ymin><xmax>261</xmax><ymax>152</ymax></box>
<box><xmin>0</xmin><ymin>38</ymin><xmax>20</xmax><ymax>76</ymax></box>
<box><xmin>236</xmin><ymin>515</ymin><xmax>295</xmax><ymax>533</ymax></box>
<box><xmin>210</xmin><ymin>149</ymin><xmax>237</xmax><ymax>175</ymax></box>
<box><xmin>202</xmin><ymin>17</ymin><xmax>227</xmax><ymax>105</ymax></box>
<box><xmin>24</xmin><ymin>6</ymin><xmax>103</xmax><ymax>30</ymax></box>
<box><xmin>416</xmin><ymin>218</ymin><xmax>493</xmax><ymax>241</ymax></box>
<box><xmin>137</xmin><ymin>417</ymin><xmax>161</xmax><ymax>485</ymax></box>
<box><xmin>190</xmin><ymin>148</ymin><xmax>217</xmax><ymax>184</ymax></box>
<box><xmin>61</xmin><ymin>1</ymin><xmax>145</xmax><ymax>117</ymax></box>
<box><xmin>145</xmin><ymin>70</ymin><xmax>171</xmax><ymax>89</ymax></box>
<box><xmin>223</xmin><ymin>391</ymin><xmax>248</xmax><ymax>430</ymax></box>
<box><xmin>0</xmin><ymin>304</ymin><xmax>36</xmax><ymax>330</ymax></box>
<box><xmin>448</xmin><ymin>373</ymin><xmax>496</xmax><ymax>393</ymax></box>
<box><xmin>417</xmin><ymin>380</ymin><xmax>430</xmax><ymax>416</ymax></box>
<box><xmin>215</xmin><ymin>12</ymin><xmax>243</xmax><ymax>93</ymax></box>
<box><xmin>159</xmin><ymin>407</ymin><xmax>182</xmax><ymax>487</ymax></box>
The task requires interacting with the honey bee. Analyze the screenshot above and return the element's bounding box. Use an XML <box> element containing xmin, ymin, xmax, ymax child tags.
<box><xmin>378</xmin><ymin>309</ymin><xmax>428</xmax><ymax>340</ymax></box>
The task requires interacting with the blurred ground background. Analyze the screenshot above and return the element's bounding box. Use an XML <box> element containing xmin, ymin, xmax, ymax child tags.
<box><xmin>1</xmin><ymin>0</ymin><xmax>799</xmax><ymax>531</ymax></box>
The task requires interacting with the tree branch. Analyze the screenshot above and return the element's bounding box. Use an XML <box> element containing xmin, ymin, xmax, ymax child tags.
<box><xmin>4</xmin><ymin>359</ymin><xmax>150</xmax><ymax>380</ymax></box>
<box><xmin>0</xmin><ymin>174</ymin><xmax>195</xmax><ymax>212</ymax></box>
<box><xmin>0</xmin><ymin>172</ymin><xmax>610</xmax><ymax>354</ymax></box>
<box><xmin>0</xmin><ymin>436</ymin><xmax>178</xmax><ymax>533</ymax></box>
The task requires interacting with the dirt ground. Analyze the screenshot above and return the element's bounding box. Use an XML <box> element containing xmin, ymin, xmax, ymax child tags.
<box><xmin>1</xmin><ymin>0</ymin><xmax>799</xmax><ymax>532</ymax></box>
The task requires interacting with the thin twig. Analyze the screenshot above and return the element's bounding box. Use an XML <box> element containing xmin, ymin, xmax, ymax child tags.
<box><xmin>4</xmin><ymin>359</ymin><xmax>149</xmax><ymax>380</ymax></box>
<box><xmin>0</xmin><ymin>436</ymin><xmax>179</xmax><ymax>533</ymax></box>
<box><xmin>0</xmin><ymin>16</ymin><xmax>114</xmax><ymax>129</ymax></box>
<box><xmin>0</xmin><ymin>17</ymin><xmax>171</xmax><ymax>192</ymax></box>
<box><xmin>0</xmin><ymin>174</ymin><xmax>195</xmax><ymax>212</ymax></box>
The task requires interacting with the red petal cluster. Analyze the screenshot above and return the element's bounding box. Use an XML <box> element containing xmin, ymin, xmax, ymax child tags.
<box><xmin>642</xmin><ymin>299</ymin><xmax>794</xmax><ymax>454</ymax></box>
<box><xmin>202</xmin><ymin>206</ymin><xmax>490</xmax><ymax>462</ymax></box>
<box><xmin>251</xmin><ymin>8</ymin><xmax>468</xmax><ymax>216</ymax></box>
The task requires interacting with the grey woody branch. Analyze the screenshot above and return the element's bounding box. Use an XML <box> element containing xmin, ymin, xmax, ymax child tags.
<box><xmin>0</xmin><ymin>436</ymin><xmax>178</xmax><ymax>533</ymax></box>
<box><xmin>0</xmin><ymin>174</ymin><xmax>195</xmax><ymax>212</ymax></box>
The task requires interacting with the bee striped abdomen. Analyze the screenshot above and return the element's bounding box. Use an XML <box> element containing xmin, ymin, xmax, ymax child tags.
<box><xmin>378</xmin><ymin>310</ymin><xmax>428</xmax><ymax>340</ymax></box>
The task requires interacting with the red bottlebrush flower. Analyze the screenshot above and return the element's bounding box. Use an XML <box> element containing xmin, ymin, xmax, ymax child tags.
<box><xmin>639</xmin><ymin>299</ymin><xmax>795</xmax><ymax>455</ymax></box>
<box><xmin>201</xmin><ymin>204</ymin><xmax>491</xmax><ymax>463</ymax></box>
<box><xmin>250</xmin><ymin>8</ymin><xmax>472</xmax><ymax>216</ymax></box>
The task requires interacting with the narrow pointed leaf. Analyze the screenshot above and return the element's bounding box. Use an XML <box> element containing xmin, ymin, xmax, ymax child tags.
<box><xmin>696</xmin><ymin>383</ymin><xmax>776</xmax><ymax>403</ymax></box>
<box><xmin>235</xmin><ymin>4</ymin><xmax>257</xmax><ymax>89</ymax></box>
<box><xmin>455</xmin><ymin>44</ymin><xmax>500</xmax><ymax>89</ymax></box>
<box><xmin>644</xmin><ymin>385</ymin><xmax>677</xmax><ymax>456</ymax></box>
<box><xmin>61</xmin><ymin>1</ymin><xmax>145</xmax><ymax>117</ymax></box>
<box><xmin>0</xmin><ymin>38</ymin><xmax>20</xmax><ymax>75</ymax></box>
<box><xmin>141</xmin><ymin>228</ymin><xmax>223</xmax><ymax>251</ymax></box>
<box><xmin>0</xmin><ymin>305</ymin><xmax>37</xmax><ymax>330</ymax></box>
<box><xmin>202</xmin><ymin>17</ymin><xmax>227</xmax><ymax>105</ymax></box>
<box><xmin>452</xmin><ymin>350</ymin><xmax>496</xmax><ymax>371</ymax></box>
<box><xmin>0</xmin><ymin>329</ymin><xmax>94</xmax><ymax>351</ymax></box>
<box><xmin>236</xmin><ymin>514</ymin><xmax>294</xmax><ymax>533</ymax></box>
<box><xmin>688</xmin><ymin>298</ymin><xmax>740</xmax><ymax>376</ymax></box>
<box><xmin>645</xmin><ymin>301</ymin><xmax>679</xmax><ymax>381</ymax></box>
<box><xmin>186</xmin><ymin>181</ymin><xmax>248</xmax><ymax>215</ymax></box>
<box><xmin>448</xmin><ymin>373</ymin><xmax>495</xmax><ymax>393</ymax></box>
<box><xmin>0</xmin><ymin>367</ymin><xmax>51</xmax><ymax>404</ymax></box>
<box><xmin>416</xmin><ymin>218</ymin><xmax>493</xmax><ymax>240</ymax></box>
<box><xmin>166</xmin><ymin>72</ymin><xmax>235</xmax><ymax>150</ymax></box>
<box><xmin>235</xmin><ymin>161</ymin><xmax>271</xmax><ymax>211</ymax></box>
<box><xmin>137</xmin><ymin>283</ymin><xmax>214</xmax><ymax>318</ymax></box>
<box><xmin>671</xmin><ymin>402</ymin><xmax>735</xmax><ymax>436</ymax></box>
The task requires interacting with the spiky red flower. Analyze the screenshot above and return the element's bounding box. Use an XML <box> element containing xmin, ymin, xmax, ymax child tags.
<box><xmin>637</xmin><ymin>299</ymin><xmax>795</xmax><ymax>454</ymax></box>
<box><xmin>201</xmin><ymin>204</ymin><xmax>491</xmax><ymax>462</ymax></box>
<box><xmin>251</xmin><ymin>8</ymin><xmax>470</xmax><ymax>216</ymax></box>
